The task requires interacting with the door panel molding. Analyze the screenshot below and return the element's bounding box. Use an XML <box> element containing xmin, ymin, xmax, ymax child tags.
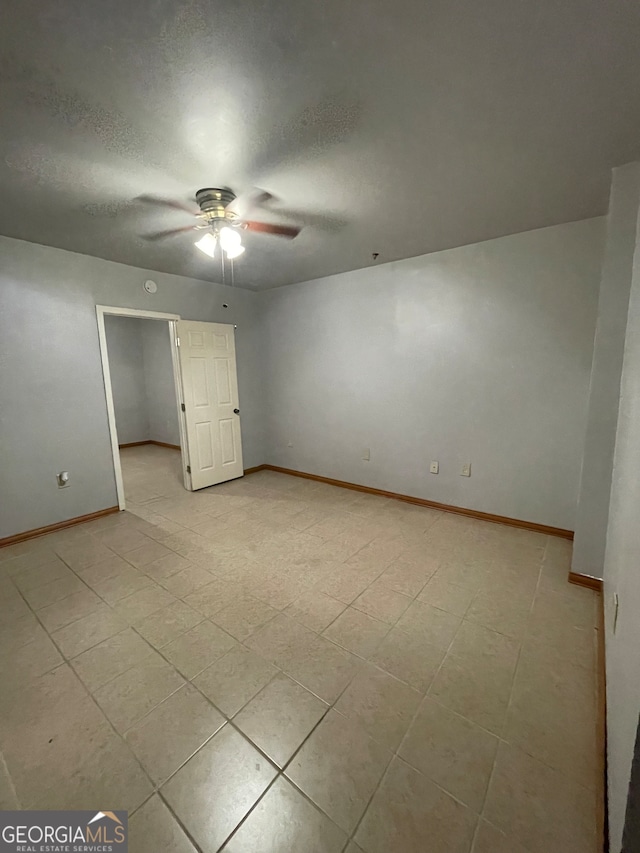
<box><xmin>176</xmin><ymin>320</ymin><xmax>244</xmax><ymax>490</ymax></box>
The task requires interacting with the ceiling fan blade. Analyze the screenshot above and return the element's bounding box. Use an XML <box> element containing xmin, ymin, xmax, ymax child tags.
<box><xmin>243</xmin><ymin>220</ymin><xmax>301</xmax><ymax>239</ymax></box>
<box><xmin>136</xmin><ymin>194</ymin><xmax>199</xmax><ymax>215</ymax></box>
<box><xmin>227</xmin><ymin>187</ymin><xmax>275</xmax><ymax>219</ymax></box>
<box><xmin>141</xmin><ymin>225</ymin><xmax>200</xmax><ymax>241</ymax></box>
<box><xmin>265</xmin><ymin>207</ymin><xmax>347</xmax><ymax>233</ymax></box>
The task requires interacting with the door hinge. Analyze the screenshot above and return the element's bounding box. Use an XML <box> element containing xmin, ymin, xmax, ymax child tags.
<box><xmin>186</xmin><ymin>465</ymin><xmax>191</xmax><ymax>474</ymax></box>
<box><xmin>181</xmin><ymin>403</ymin><xmax>186</xmax><ymax>412</ymax></box>
<box><xmin>176</xmin><ymin>336</ymin><xmax>181</xmax><ymax>346</ymax></box>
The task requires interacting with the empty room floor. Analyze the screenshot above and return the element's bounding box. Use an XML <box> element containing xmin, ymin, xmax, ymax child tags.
<box><xmin>0</xmin><ymin>446</ymin><xmax>600</xmax><ymax>853</ymax></box>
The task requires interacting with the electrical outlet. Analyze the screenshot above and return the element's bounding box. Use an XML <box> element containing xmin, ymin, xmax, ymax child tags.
<box><xmin>429</xmin><ymin>461</ymin><xmax>439</xmax><ymax>474</ymax></box>
<box><xmin>461</xmin><ymin>463</ymin><xmax>471</xmax><ymax>477</ymax></box>
<box><xmin>362</xmin><ymin>448</ymin><xmax>371</xmax><ymax>461</ymax></box>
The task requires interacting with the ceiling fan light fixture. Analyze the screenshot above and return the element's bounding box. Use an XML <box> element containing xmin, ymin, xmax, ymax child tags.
<box><xmin>195</xmin><ymin>232</ymin><xmax>217</xmax><ymax>258</ymax></box>
<box><xmin>145</xmin><ymin>188</ymin><xmax>297</xmax><ymax>261</ymax></box>
<box><xmin>224</xmin><ymin>243</ymin><xmax>245</xmax><ymax>260</ymax></box>
<box><xmin>219</xmin><ymin>225</ymin><xmax>244</xmax><ymax>260</ymax></box>
<box><xmin>219</xmin><ymin>226</ymin><xmax>241</xmax><ymax>248</ymax></box>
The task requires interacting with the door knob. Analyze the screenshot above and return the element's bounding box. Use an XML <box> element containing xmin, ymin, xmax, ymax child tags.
<box><xmin>233</xmin><ymin>408</ymin><xmax>240</xmax><ymax>414</ymax></box>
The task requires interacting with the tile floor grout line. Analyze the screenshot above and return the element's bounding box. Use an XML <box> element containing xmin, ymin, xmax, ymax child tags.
<box><xmin>476</xmin><ymin>550</ymin><xmax>546</xmax><ymax>832</ymax></box>
<box><xmin>212</xmin><ymin>729</ymin><xmax>336</xmax><ymax>852</ymax></box>
<box><xmin>198</xmin><ymin>607</ymin><xmax>397</xmax><ymax>844</ymax></box>
<box><xmin>410</xmin><ymin>688</ymin><xmax>511</xmax><ymax>745</ymax></box>
<box><xmin>345</xmin><ymin>597</ymin><xmax>471</xmax><ymax>848</ymax></box>
<box><xmin>205</xmin><ymin>777</ymin><xmax>278</xmax><ymax>849</ymax></box>
<box><xmin>149</xmin><ymin>719</ymin><xmax>230</xmax><ymax>792</ymax></box>
<box><xmin>116</xmin><ymin>614</ymin><xmax>343</xmax><ymax>791</ymax></box>
<box><xmin>11</xmin><ymin>566</ymin><xmax>93</xmax><ymax>606</ymax></box>
<box><xmin>1</xmin><ymin>454</ymin><xmax>595</xmax><ymax>852</ymax></box>
<box><xmin>0</xmin><ymin>746</ymin><xmax>21</xmax><ymax>810</ymax></box>
<box><xmin>341</xmin><ymin>744</ymin><xmax>397</xmax><ymax>848</ymax></box>
<box><xmin>63</xmin><ymin>622</ymin><xmax>167</xmax><ymax>693</ymax></box>
<box><xmin>157</xmin><ymin>788</ymin><xmax>207</xmax><ymax>853</ymax></box>
<box><xmin>14</xmin><ymin>554</ymin><xmax>105</xmax><ymax>623</ymax></box>
<box><xmin>45</xmin><ymin>567</ymin><xmax>232</xmax><ymax>754</ymax></box>
<box><xmin>7</xmin><ymin>579</ymin><xmax>77</xmax><ymax>668</ymax></box>
<box><xmin>127</xmin><ymin>784</ymin><xmax>156</xmax><ymax>816</ymax></box>
<box><xmin>20</xmin><ymin>529</ymin><xmax>186</xmax><ymax>645</ymax></box>
<box><xmin>26</xmin><ymin>642</ymin><xmax>159</xmax><ymax>811</ymax></box>
<box><xmin>146</xmin><ymin>719</ymin><xmax>286</xmax><ymax>849</ymax></box>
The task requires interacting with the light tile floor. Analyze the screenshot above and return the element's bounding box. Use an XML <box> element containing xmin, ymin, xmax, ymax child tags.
<box><xmin>0</xmin><ymin>445</ymin><xmax>600</xmax><ymax>853</ymax></box>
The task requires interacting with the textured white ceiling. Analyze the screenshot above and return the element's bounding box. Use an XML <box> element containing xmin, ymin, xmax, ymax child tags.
<box><xmin>0</xmin><ymin>0</ymin><xmax>639</xmax><ymax>289</ymax></box>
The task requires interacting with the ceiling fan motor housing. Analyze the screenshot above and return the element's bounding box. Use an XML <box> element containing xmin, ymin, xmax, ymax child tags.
<box><xmin>195</xmin><ymin>188</ymin><xmax>238</xmax><ymax>223</ymax></box>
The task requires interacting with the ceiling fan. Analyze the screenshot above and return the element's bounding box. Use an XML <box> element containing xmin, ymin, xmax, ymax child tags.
<box><xmin>139</xmin><ymin>188</ymin><xmax>301</xmax><ymax>260</ymax></box>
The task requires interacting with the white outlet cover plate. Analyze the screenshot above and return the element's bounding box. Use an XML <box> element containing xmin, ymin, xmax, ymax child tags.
<box><xmin>430</xmin><ymin>461</ymin><xmax>439</xmax><ymax>474</ymax></box>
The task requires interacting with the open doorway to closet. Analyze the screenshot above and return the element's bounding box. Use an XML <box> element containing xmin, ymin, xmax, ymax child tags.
<box><xmin>101</xmin><ymin>309</ymin><xmax>186</xmax><ymax>510</ymax></box>
<box><xmin>96</xmin><ymin>306</ymin><xmax>245</xmax><ymax>511</ymax></box>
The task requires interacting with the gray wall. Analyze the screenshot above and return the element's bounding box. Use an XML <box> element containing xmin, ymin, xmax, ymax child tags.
<box><xmin>603</xmin><ymin>169</ymin><xmax>640</xmax><ymax>853</ymax></box>
<box><xmin>260</xmin><ymin>219</ymin><xmax>604</xmax><ymax>531</ymax></box>
<box><xmin>141</xmin><ymin>319</ymin><xmax>180</xmax><ymax>446</ymax></box>
<box><xmin>103</xmin><ymin>316</ymin><xmax>180</xmax><ymax>447</ymax></box>
<box><xmin>0</xmin><ymin>235</ymin><xmax>265</xmax><ymax>538</ymax></box>
<box><xmin>0</xmin><ymin>217</ymin><xmax>605</xmax><ymax>540</ymax></box>
<box><xmin>572</xmin><ymin>164</ymin><xmax>640</xmax><ymax>579</ymax></box>
<box><xmin>104</xmin><ymin>316</ymin><xmax>149</xmax><ymax>444</ymax></box>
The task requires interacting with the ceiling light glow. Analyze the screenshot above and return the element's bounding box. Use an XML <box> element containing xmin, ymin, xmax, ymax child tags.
<box><xmin>194</xmin><ymin>232</ymin><xmax>217</xmax><ymax>258</ymax></box>
<box><xmin>220</xmin><ymin>226</ymin><xmax>241</xmax><ymax>249</ymax></box>
<box><xmin>220</xmin><ymin>226</ymin><xmax>245</xmax><ymax>259</ymax></box>
<box><xmin>195</xmin><ymin>226</ymin><xmax>244</xmax><ymax>261</ymax></box>
<box><xmin>224</xmin><ymin>243</ymin><xmax>245</xmax><ymax>259</ymax></box>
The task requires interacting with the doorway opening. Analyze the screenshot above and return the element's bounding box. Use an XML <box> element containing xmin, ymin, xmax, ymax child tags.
<box><xmin>97</xmin><ymin>306</ymin><xmax>245</xmax><ymax>511</ymax></box>
<box><xmin>96</xmin><ymin>306</ymin><xmax>189</xmax><ymax>510</ymax></box>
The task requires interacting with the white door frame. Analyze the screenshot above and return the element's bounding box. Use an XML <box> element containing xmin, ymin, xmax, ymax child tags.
<box><xmin>96</xmin><ymin>305</ymin><xmax>190</xmax><ymax>510</ymax></box>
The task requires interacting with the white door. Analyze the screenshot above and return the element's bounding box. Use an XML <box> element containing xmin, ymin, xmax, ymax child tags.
<box><xmin>176</xmin><ymin>321</ymin><xmax>244</xmax><ymax>490</ymax></box>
